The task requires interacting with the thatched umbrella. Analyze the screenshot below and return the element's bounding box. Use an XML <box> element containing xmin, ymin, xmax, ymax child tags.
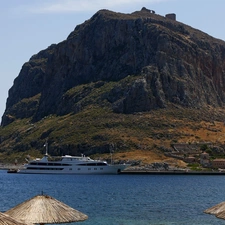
<box><xmin>204</xmin><ymin>201</ymin><xmax>225</xmax><ymax>215</ymax></box>
<box><xmin>0</xmin><ymin>211</ymin><xmax>30</xmax><ymax>225</ymax></box>
<box><xmin>204</xmin><ymin>201</ymin><xmax>225</xmax><ymax>220</ymax></box>
<box><xmin>5</xmin><ymin>195</ymin><xmax>88</xmax><ymax>225</ymax></box>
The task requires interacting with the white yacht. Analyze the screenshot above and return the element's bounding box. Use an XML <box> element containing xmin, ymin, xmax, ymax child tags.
<box><xmin>18</xmin><ymin>151</ymin><xmax>129</xmax><ymax>175</ymax></box>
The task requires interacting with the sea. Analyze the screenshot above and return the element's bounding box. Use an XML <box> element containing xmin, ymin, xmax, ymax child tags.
<box><xmin>1</xmin><ymin>170</ymin><xmax>225</xmax><ymax>225</ymax></box>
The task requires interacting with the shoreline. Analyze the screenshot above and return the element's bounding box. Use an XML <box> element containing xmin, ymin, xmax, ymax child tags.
<box><xmin>121</xmin><ymin>170</ymin><xmax>225</xmax><ymax>175</ymax></box>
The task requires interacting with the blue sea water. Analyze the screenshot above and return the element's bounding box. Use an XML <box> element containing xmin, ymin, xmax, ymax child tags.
<box><xmin>1</xmin><ymin>170</ymin><xmax>225</xmax><ymax>225</ymax></box>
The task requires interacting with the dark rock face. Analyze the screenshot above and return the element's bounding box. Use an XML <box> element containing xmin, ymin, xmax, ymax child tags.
<box><xmin>2</xmin><ymin>8</ymin><xmax>225</xmax><ymax>126</ymax></box>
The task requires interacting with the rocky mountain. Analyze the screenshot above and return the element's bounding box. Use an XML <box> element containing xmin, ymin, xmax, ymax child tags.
<box><xmin>1</xmin><ymin>8</ymin><xmax>225</xmax><ymax>164</ymax></box>
<box><xmin>3</xmin><ymin>7</ymin><xmax>225</xmax><ymax>126</ymax></box>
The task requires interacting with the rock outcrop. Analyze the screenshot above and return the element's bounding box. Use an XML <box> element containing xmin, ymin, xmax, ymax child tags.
<box><xmin>2</xmin><ymin>8</ymin><xmax>225</xmax><ymax>126</ymax></box>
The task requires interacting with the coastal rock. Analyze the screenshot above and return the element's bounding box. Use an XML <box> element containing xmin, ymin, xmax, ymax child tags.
<box><xmin>2</xmin><ymin>8</ymin><xmax>225</xmax><ymax>126</ymax></box>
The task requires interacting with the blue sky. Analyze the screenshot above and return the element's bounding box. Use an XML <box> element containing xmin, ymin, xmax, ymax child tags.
<box><xmin>0</xmin><ymin>0</ymin><xmax>225</xmax><ymax>122</ymax></box>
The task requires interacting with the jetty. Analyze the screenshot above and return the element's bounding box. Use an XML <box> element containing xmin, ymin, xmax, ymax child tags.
<box><xmin>121</xmin><ymin>170</ymin><xmax>225</xmax><ymax>175</ymax></box>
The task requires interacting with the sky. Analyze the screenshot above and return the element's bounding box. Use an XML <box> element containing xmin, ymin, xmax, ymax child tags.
<box><xmin>0</xmin><ymin>0</ymin><xmax>225</xmax><ymax>122</ymax></box>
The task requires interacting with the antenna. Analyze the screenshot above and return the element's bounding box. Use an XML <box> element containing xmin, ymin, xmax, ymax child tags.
<box><xmin>44</xmin><ymin>140</ymin><xmax>48</xmax><ymax>156</ymax></box>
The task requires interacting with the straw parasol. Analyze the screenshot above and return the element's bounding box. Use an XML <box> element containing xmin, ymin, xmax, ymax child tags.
<box><xmin>204</xmin><ymin>201</ymin><xmax>225</xmax><ymax>220</ymax></box>
<box><xmin>5</xmin><ymin>195</ymin><xmax>88</xmax><ymax>225</ymax></box>
<box><xmin>0</xmin><ymin>211</ymin><xmax>30</xmax><ymax>225</ymax></box>
<box><xmin>204</xmin><ymin>201</ymin><xmax>225</xmax><ymax>215</ymax></box>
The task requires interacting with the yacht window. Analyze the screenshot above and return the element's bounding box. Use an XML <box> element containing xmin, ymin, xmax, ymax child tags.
<box><xmin>96</xmin><ymin>162</ymin><xmax>107</xmax><ymax>166</ymax></box>
<box><xmin>27</xmin><ymin>167</ymin><xmax>63</xmax><ymax>170</ymax></box>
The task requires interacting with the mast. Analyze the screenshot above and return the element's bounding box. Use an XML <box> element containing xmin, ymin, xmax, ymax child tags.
<box><xmin>43</xmin><ymin>140</ymin><xmax>49</xmax><ymax>161</ymax></box>
<box><xmin>44</xmin><ymin>140</ymin><xmax>48</xmax><ymax>156</ymax></box>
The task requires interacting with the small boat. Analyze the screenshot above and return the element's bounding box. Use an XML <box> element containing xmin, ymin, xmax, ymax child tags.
<box><xmin>17</xmin><ymin>143</ymin><xmax>129</xmax><ymax>174</ymax></box>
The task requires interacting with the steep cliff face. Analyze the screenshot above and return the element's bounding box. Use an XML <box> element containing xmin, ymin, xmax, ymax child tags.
<box><xmin>2</xmin><ymin>8</ymin><xmax>225</xmax><ymax>126</ymax></box>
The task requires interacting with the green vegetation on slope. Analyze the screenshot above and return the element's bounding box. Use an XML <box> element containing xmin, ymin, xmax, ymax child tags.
<box><xmin>1</xmin><ymin>75</ymin><xmax>225</xmax><ymax>165</ymax></box>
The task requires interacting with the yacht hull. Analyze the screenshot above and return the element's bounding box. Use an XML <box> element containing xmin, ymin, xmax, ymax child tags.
<box><xmin>18</xmin><ymin>164</ymin><xmax>128</xmax><ymax>174</ymax></box>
